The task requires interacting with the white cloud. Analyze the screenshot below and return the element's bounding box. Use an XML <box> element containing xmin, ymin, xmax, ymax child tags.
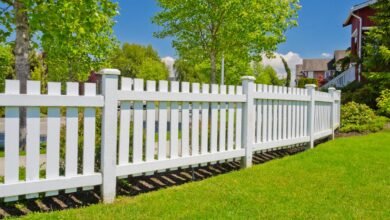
<box><xmin>161</xmin><ymin>56</ymin><xmax>176</xmax><ymax>79</ymax></box>
<box><xmin>321</xmin><ymin>53</ymin><xmax>332</xmax><ymax>58</ymax></box>
<box><xmin>261</xmin><ymin>51</ymin><xmax>303</xmax><ymax>87</ymax></box>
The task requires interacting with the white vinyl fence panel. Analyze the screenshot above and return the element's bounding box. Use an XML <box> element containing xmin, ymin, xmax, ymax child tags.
<box><xmin>115</xmin><ymin>80</ymin><xmax>246</xmax><ymax>177</ymax></box>
<box><xmin>0</xmin><ymin>80</ymin><xmax>103</xmax><ymax>202</ymax></box>
<box><xmin>0</xmin><ymin>69</ymin><xmax>341</xmax><ymax>203</ymax></box>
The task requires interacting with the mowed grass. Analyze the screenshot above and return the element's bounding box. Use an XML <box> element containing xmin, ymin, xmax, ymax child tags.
<box><xmin>24</xmin><ymin>131</ymin><xmax>390</xmax><ymax>219</ymax></box>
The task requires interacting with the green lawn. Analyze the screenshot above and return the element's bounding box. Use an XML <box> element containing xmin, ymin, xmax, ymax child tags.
<box><xmin>24</xmin><ymin>131</ymin><xmax>390</xmax><ymax>219</ymax></box>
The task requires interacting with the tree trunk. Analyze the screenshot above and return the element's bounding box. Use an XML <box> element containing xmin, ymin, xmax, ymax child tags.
<box><xmin>210</xmin><ymin>51</ymin><xmax>216</xmax><ymax>84</ymax></box>
<box><xmin>14</xmin><ymin>0</ymin><xmax>30</xmax><ymax>150</ymax></box>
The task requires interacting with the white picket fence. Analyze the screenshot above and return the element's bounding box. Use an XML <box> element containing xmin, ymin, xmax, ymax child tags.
<box><xmin>0</xmin><ymin>69</ymin><xmax>341</xmax><ymax>203</ymax></box>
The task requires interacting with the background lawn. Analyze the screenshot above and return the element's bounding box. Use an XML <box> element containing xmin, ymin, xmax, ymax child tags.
<box><xmin>23</xmin><ymin>131</ymin><xmax>390</xmax><ymax>219</ymax></box>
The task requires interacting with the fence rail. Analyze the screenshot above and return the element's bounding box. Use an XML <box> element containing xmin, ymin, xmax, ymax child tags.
<box><xmin>0</xmin><ymin>69</ymin><xmax>341</xmax><ymax>203</ymax></box>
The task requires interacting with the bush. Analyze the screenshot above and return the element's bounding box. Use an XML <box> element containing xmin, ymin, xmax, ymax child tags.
<box><xmin>297</xmin><ymin>78</ymin><xmax>318</xmax><ymax>88</ymax></box>
<box><xmin>341</xmin><ymin>82</ymin><xmax>378</xmax><ymax>109</ymax></box>
<box><xmin>377</xmin><ymin>89</ymin><xmax>390</xmax><ymax>117</ymax></box>
<box><xmin>340</xmin><ymin>102</ymin><xmax>388</xmax><ymax>133</ymax></box>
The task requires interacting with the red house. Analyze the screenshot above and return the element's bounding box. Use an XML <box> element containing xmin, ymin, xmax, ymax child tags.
<box><xmin>343</xmin><ymin>0</ymin><xmax>377</xmax><ymax>81</ymax></box>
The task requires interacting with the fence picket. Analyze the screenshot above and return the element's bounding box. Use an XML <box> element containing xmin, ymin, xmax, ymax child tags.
<box><xmin>293</xmin><ymin>88</ymin><xmax>298</xmax><ymax>138</ymax></box>
<box><xmin>267</xmin><ymin>86</ymin><xmax>272</xmax><ymax>142</ymax></box>
<box><xmin>119</xmin><ymin>78</ymin><xmax>132</xmax><ymax>165</ymax></box>
<box><xmin>170</xmin><ymin>81</ymin><xmax>179</xmax><ymax>159</ymax></box>
<box><xmin>227</xmin><ymin>86</ymin><xmax>235</xmax><ymax>151</ymax></box>
<box><xmin>304</xmin><ymin>89</ymin><xmax>308</xmax><ymax>136</ymax></box>
<box><xmin>181</xmin><ymin>82</ymin><xmax>190</xmax><ymax>157</ymax></box>
<box><xmin>277</xmin><ymin>86</ymin><xmax>283</xmax><ymax>140</ymax></box>
<box><xmin>256</xmin><ymin>84</ymin><xmax>262</xmax><ymax>143</ymax></box>
<box><xmin>272</xmin><ymin>86</ymin><xmax>277</xmax><ymax>141</ymax></box>
<box><xmin>133</xmin><ymin>79</ymin><xmax>144</xmax><ymax>163</ymax></box>
<box><xmin>191</xmin><ymin>83</ymin><xmax>200</xmax><ymax>155</ymax></box>
<box><xmin>158</xmin><ymin>81</ymin><xmax>168</xmax><ymax>160</ymax></box>
<box><xmin>282</xmin><ymin>87</ymin><xmax>288</xmax><ymax>140</ymax></box>
<box><xmin>146</xmin><ymin>81</ymin><xmax>156</xmax><ymax>161</ymax></box>
<box><xmin>235</xmin><ymin>86</ymin><xmax>242</xmax><ymax>149</ymax></box>
<box><xmin>26</xmin><ymin>81</ymin><xmax>41</xmax><ymax>198</ymax></box>
<box><xmin>287</xmin><ymin>88</ymin><xmax>292</xmax><ymax>139</ymax></box>
<box><xmin>201</xmin><ymin>84</ymin><xmax>209</xmax><ymax>154</ymax></box>
<box><xmin>219</xmin><ymin>85</ymin><xmax>227</xmax><ymax>152</ymax></box>
<box><xmin>82</xmin><ymin>83</ymin><xmax>97</xmax><ymax>190</ymax></box>
<box><xmin>4</xmin><ymin>80</ymin><xmax>20</xmax><ymax>202</ymax></box>
<box><xmin>210</xmin><ymin>84</ymin><xmax>219</xmax><ymax>153</ymax></box>
<box><xmin>45</xmin><ymin>82</ymin><xmax>61</xmax><ymax>196</ymax></box>
<box><xmin>299</xmin><ymin>89</ymin><xmax>303</xmax><ymax>137</ymax></box>
<box><xmin>262</xmin><ymin>85</ymin><xmax>267</xmax><ymax>142</ymax></box>
<box><xmin>65</xmin><ymin>83</ymin><xmax>79</xmax><ymax>193</ymax></box>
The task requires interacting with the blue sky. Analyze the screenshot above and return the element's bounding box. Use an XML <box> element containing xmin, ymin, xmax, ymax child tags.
<box><xmin>114</xmin><ymin>0</ymin><xmax>364</xmax><ymax>59</ymax></box>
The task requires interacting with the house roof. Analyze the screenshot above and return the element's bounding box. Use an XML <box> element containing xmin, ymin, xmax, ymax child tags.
<box><xmin>334</xmin><ymin>50</ymin><xmax>348</xmax><ymax>62</ymax></box>
<box><xmin>343</xmin><ymin>0</ymin><xmax>377</xmax><ymax>26</ymax></box>
<box><xmin>302</xmin><ymin>59</ymin><xmax>332</xmax><ymax>72</ymax></box>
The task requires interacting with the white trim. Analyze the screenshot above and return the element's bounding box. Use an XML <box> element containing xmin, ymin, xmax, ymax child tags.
<box><xmin>352</xmin><ymin>0</ymin><xmax>377</xmax><ymax>12</ymax></box>
<box><xmin>343</xmin><ymin>0</ymin><xmax>377</xmax><ymax>26</ymax></box>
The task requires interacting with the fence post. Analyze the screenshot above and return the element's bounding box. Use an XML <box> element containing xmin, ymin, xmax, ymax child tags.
<box><xmin>241</xmin><ymin>76</ymin><xmax>255</xmax><ymax>168</ymax></box>
<box><xmin>328</xmin><ymin>87</ymin><xmax>336</xmax><ymax>140</ymax></box>
<box><xmin>98</xmin><ymin>68</ymin><xmax>120</xmax><ymax>203</ymax></box>
<box><xmin>336</xmin><ymin>90</ymin><xmax>341</xmax><ymax>127</ymax></box>
<box><xmin>305</xmin><ymin>84</ymin><xmax>316</xmax><ymax>149</ymax></box>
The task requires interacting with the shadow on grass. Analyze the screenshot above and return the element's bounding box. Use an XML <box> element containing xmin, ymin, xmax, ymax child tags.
<box><xmin>0</xmin><ymin>145</ymin><xmax>307</xmax><ymax>218</ymax></box>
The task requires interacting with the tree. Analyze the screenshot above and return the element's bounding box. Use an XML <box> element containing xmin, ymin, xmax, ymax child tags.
<box><xmin>0</xmin><ymin>0</ymin><xmax>118</xmax><ymax>148</ymax></box>
<box><xmin>0</xmin><ymin>43</ymin><xmax>14</xmax><ymax>93</ymax></box>
<box><xmin>174</xmin><ymin>59</ymin><xmax>209</xmax><ymax>83</ymax></box>
<box><xmin>153</xmin><ymin>0</ymin><xmax>300</xmax><ymax>84</ymax></box>
<box><xmin>297</xmin><ymin>78</ymin><xmax>318</xmax><ymax>88</ymax></box>
<box><xmin>280</xmin><ymin>56</ymin><xmax>291</xmax><ymax>87</ymax></box>
<box><xmin>1</xmin><ymin>0</ymin><xmax>118</xmax><ymax>82</ymax></box>
<box><xmin>137</xmin><ymin>58</ymin><xmax>169</xmax><ymax>81</ymax></box>
<box><xmin>364</xmin><ymin>0</ymin><xmax>390</xmax><ymax>72</ymax></box>
<box><xmin>109</xmin><ymin>43</ymin><xmax>169</xmax><ymax>80</ymax></box>
<box><xmin>33</xmin><ymin>0</ymin><xmax>118</xmax><ymax>83</ymax></box>
<box><xmin>253</xmin><ymin>62</ymin><xmax>282</xmax><ymax>85</ymax></box>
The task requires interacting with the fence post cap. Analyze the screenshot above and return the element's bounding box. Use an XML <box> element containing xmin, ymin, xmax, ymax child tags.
<box><xmin>305</xmin><ymin>84</ymin><xmax>316</xmax><ymax>89</ymax></box>
<box><xmin>98</xmin><ymin>68</ymin><xmax>121</xmax><ymax>76</ymax></box>
<box><xmin>328</xmin><ymin>87</ymin><xmax>336</xmax><ymax>92</ymax></box>
<box><xmin>240</xmin><ymin>76</ymin><xmax>255</xmax><ymax>81</ymax></box>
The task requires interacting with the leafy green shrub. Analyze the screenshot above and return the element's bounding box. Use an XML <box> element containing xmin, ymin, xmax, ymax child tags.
<box><xmin>377</xmin><ymin>89</ymin><xmax>390</xmax><ymax>117</ymax></box>
<box><xmin>341</xmin><ymin>82</ymin><xmax>378</xmax><ymax>109</ymax></box>
<box><xmin>340</xmin><ymin>102</ymin><xmax>388</xmax><ymax>133</ymax></box>
<box><xmin>297</xmin><ymin>78</ymin><xmax>318</xmax><ymax>88</ymax></box>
